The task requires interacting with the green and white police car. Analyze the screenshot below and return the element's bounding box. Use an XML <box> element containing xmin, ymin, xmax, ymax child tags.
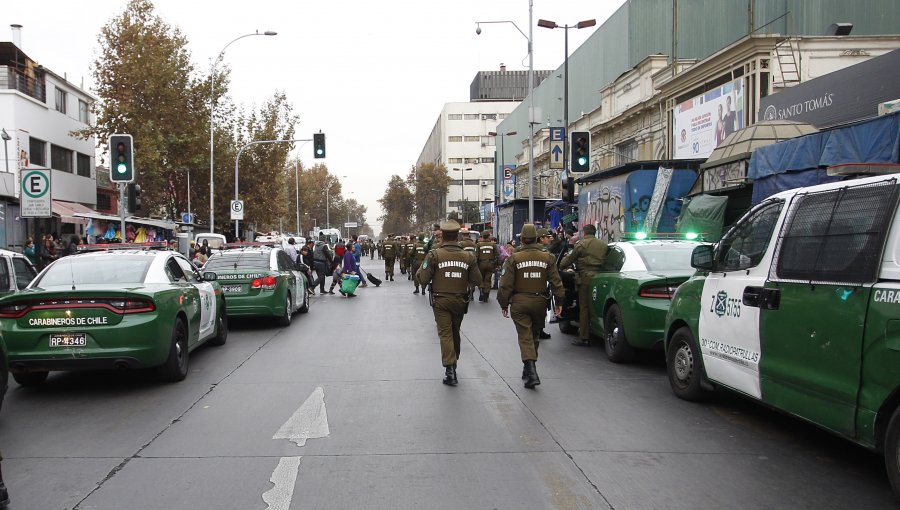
<box><xmin>202</xmin><ymin>244</ymin><xmax>309</xmax><ymax>325</ymax></box>
<box><xmin>663</xmin><ymin>174</ymin><xmax>900</xmax><ymax>495</ymax></box>
<box><xmin>0</xmin><ymin>247</ymin><xmax>228</xmax><ymax>385</ymax></box>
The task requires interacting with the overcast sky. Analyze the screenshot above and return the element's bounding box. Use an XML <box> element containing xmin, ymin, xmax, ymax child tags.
<box><xmin>5</xmin><ymin>0</ymin><xmax>626</xmax><ymax>235</ymax></box>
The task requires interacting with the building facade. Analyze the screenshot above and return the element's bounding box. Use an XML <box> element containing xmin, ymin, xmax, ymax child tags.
<box><xmin>0</xmin><ymin>31</ymin><xmax>96</xmax><ymax>249</ymax></box>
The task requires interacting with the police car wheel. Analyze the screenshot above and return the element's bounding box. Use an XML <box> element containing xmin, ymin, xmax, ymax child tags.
<box><xmin>278</xmin><ymin>294</ymin><xmax>293</xmax><ymax>327</ymax></box>
<box><xmin>209</xmin><ymin>306</ymin><xmax>228</xmax><ymax>346</ymax></box>
<box><xmin>604</xmin><ymin>304</ymin><xmax>635</xmax><ymax>363</ymax></box>
<box><xmin>158</xmin><ymin>319</ymin><xmax>189</xmax><ymax>382</ymax></box>
<box><xmin>12</xmin><ymin>370</ymin><xmax>49</xmax><ymax>387</ymax></box>
<box><xmin>883</xmin><ymin>407</ymin><xmax>900</xmax><ymax>497</ymax></box>
<box><xmin>298</xmin><ymin>287</ymin><xmax>310</xmax><ymax>313</ymax></box>
<box><xmin>666</xmin><ymin>327</ymin><xmax>705</xmax><ymax>401</ymax></box>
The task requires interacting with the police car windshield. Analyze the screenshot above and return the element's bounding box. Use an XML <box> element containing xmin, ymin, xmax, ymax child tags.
<box><xmin>633</xmin><ymin>244</ymin><xmax>696</xmax><ymax>271</ymax></box>
<box><xmin>35</xmin><ymin>255</ymin><xmax>153</xmax><ymax>287</ymax></box>
<box><xmin>205</xmin><ymin>252</ymin><xmax>269</xmax><ymax>271</ymax></box>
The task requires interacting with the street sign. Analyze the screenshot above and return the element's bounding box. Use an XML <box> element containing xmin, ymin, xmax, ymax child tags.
<box><xmin>230</xmin><ymin>200</ymin><xmax>244</xmax><ymax>220</ymax></box>
<box><xmin>550</xmin><ymin>127</ymin><xmax>566</xmax><ymax>142</ymax></box>
<box><xmin>503</xmin><ymin>167</ymin><xmax>512</xmax><ymax>179</ymax></box>
<box><xmin>21</xmin><ymin>169</ymin><xmax>52</xmax><ymax>217</ymax></box>
<box><xmin>181</xmin><ymin>212</ymin><xmax>194</xmax><ymax>224</ymax></box>
<box><xmin>344</xmin><ymin>222</ymin><xmax>358</xmax><ymax>228</ymax></box>
<box><xmin>550</xmin><ymin>141</ymin><xmax>564</xmax><ymax>169</ymax></box>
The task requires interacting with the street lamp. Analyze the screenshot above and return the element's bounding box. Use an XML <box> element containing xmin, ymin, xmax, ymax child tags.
<box><xmin>452</xmin><ymin>168</ymin><xmax>473</xmax><ymax>225</ymax></box>
<box><xmin>477</xmin><ymin>0</ymin><xmax>536</xmax><ymax>222</ymax></box>
<box><xmin>0</xmin><ymin>128</ymin><xmax>10</xmax><ymax>174</ymax></box>
<box><xmin>209</xmin><ymin>30</ymin><xmax>276</xmax><ymax>233</ymax></box>
<box><xmin>538</xmin><ymin>18</ymin><xmax>596</xmax><ymax>180</ymax></box>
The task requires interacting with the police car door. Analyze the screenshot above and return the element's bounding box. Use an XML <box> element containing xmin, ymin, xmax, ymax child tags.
<box><xmin>175</xmin><ymin>255</ymin><xmax>217</xmax><ymax>341</ymax></box>
<box><xmin>698</xmin><ymin>200</ymin><xmax>785</xmax><ymax>399</ymax></box>
<box><xmin>276</xmin><ymin>250</ymin><xmax>300</xmax><ymax>310</ymax></box>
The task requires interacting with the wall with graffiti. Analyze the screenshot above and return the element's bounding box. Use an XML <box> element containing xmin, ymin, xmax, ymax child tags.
<box><xmin>578</xmin><ymin>168</ymin><xmax>698</xmax><ymax>241</ymax></box>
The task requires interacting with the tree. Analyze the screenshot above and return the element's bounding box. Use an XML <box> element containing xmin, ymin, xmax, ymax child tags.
<box><xmin>79</xmin><ymin>0</ymin><xmax>212</xmax><ymax>219</ymax></box>
<box><xmin>378</xmin><ymin>175</ymin><xmax>414</xmax><ymax>235</ymax></box>
<box><xmin>407</xmin><ymin>162</ymin><xmax>450</xmax><ymax>230</ymax></box>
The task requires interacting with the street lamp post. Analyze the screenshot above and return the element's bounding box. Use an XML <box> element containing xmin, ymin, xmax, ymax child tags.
<box><xmin>488</xmin><ymin>130</ymin><xmax>517</xmax><ymax>230</ymax></box>
<box><xmin>452</xmin><ymin>168</ymin><xmax>472</xmax><ymax>225</ymax></box>
<box><xmin>209</xmin><ymin>30</ymin><xmax>276</xmax><ymax>233</ymax></box>
<box><xmin>477</xmin><ymin>0</ymin><xmax>535</xmax><ymax>221</ymax></box>
<box><xmin>537</xmin><ymin>18</ymin><xmax>596</xmax><ymax>180</ymax></box>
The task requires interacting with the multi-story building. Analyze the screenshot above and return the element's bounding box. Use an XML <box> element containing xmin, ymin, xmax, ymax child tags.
<box><xmin>416</xmin><ymin>67</ymin><xmax>551</xmax><ymax>227</ymax></box>
<box><xmin>0</xmin><ymin>25</ymin><xmax>96</xmax><ymax>249</ymax></box>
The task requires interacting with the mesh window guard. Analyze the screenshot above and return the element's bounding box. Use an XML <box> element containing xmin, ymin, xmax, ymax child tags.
<box><xmin>771</xmin><ymin>178</ymin><xmax>899</xmax><ymax>285</ymax></box>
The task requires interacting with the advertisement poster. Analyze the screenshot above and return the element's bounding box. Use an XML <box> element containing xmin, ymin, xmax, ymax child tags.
<box><xmin>673</xmin><ymin>78</ymin><xmax>744</xmax><ymax>159</ymax></box>
<box><xmin>501</xmin><ymin>165</ymin><xmax>516</xmax><ymax>203</ymax></box>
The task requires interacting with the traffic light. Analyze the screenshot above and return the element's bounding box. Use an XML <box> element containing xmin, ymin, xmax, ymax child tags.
<box><xmin>109</xmin><ymin>134</ymin><xmax>134</xmax><ymax>182</ymax></box>
<box><xmin>313</xmin><ymin>132</ymin><xmax>326</xmax><ymax>159</ymax></box>
<box><xmin>127</xmin><ymin>183</ymin><xmax>142</xmax><ymax>213</ymax></box>
<box><xmin>571</xmin><ymin>131</ymin><xmax>590</xmax><ymax>173</ymax></box>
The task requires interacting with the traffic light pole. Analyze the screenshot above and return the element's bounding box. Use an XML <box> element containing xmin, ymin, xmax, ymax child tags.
<box><xmin>119</xmin><ymin>183</ymin><xmax>126</xmax><ymax>239</ymax></box>
<box><xmin>234</xmin><ymin>138</ymin><xmax>311</xmax><ymax>239</ymax></box>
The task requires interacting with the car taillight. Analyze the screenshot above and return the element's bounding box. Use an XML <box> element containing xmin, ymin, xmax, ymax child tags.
<box><xmin>0</xmin><ymin>303</ymin><xmax>29</xmax><ymax>318</ymax></box>
<box><xmin>107</xmin><ymin>298</ymin><xmax>156</xmax><ymax>314</ymax></box>
<box><xmin>639</xmin><ymin>284</ymin><xmax>679</xmax><ymax>299</ymax></box>
<box><xmin>252</xmin><ymin>276</ymin><xmax>278</xmax><ymax>290</ymax></box>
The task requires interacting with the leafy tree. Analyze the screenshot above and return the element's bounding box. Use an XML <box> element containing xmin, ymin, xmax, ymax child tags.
<box><xmin>407</xmin><ymin>162</ymin><xmax>450</xmax><ymax>230</ymax></box>
<box><xmin>378</xmin><ymin>175</ymin><xmax>413</xmax><ymax>235</ymax></box>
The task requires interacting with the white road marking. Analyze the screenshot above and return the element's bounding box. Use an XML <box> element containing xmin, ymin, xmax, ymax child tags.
<box><xmin>262</xmin><ymin>456</ymin><xmax>302</xmax><ymax>510</ymax></box>
<box><xmin>273</xmin><ymin>386</ymin><xmax>330</xmax><ymax>447</ymax></box>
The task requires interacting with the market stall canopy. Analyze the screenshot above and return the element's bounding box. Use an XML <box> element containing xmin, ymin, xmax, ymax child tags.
<box><xmin>52</xmin><ymin>200</ymin><xmax>92</xmax><ymax>224</ymax></box>
<box><xmin>700</xmin><ymin>120</ymin><xmax>819</xmax><ymax>170</ymax></box>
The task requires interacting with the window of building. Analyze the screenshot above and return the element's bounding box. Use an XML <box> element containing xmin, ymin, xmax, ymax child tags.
<box><xmin>55</xmin><ymin>88</ymin><xmax>67</xmax><ymax>114</ymax></box>
<box><xmin>29</xmin><ymin>138</ymin><xmax>47</xmax><ymax>167</ymax></box>
<box><xmin>464</xmin><ymin>136</ymin><xmax>480</xmax><ymax>142</ymax></box>
<box><xmin>481</xmin><ymin>157</ymin><xmax>495</xmax><ymax>163</ymax></box>
<box><xmin>447</xmin><ymin>114</ymin><xmax>462</xmax><ymax>120</ymax></box>
<box><xmin>448</xmin><ymin>158</ymin><xmax>463</xmax><ymax>164</ymax></box>
<box><xmin>464</xmin><ymin>157</ymin><xmax>479</xmax><ymax>165</ymax></box>
<box><xmin>616</xmin><ymin>139</ymin><xmax>638</xmax><ymax>165</ymax></box>
<box><xmin>78</xmin><ymin>100</ymin><xmax>90</xmax><ymax>123</ymax></box>
<box><xmin>481</xmin><ymin>114</ymin><xmax>497</xmax><ymax>120</ymax></box>
<box><xmin>481</xmin><ymin>136</ymin><xmax>495</xmax><ymax>146</ymax></box>
<box><xmin>50</xmin><ymin>144</ymin><xmax>73</xmax><ymax>173</ymax></box>
<box><xmin>463</xmin><ymin>114</ymin><xmax>479</xmax><ymax>120</ymax></box>
<box><xmin>77</xmin><ymin>153</ymin><xmax>91</xmax><ymax>177</ymax></box>
<box><xmin>448</xmin><ymin>136</ymin><xmax>463</xmax><ymax>142</ymax></box>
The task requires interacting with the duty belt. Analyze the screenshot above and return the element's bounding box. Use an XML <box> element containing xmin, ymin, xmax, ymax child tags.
<box><xmin>432</xmin><ymin>292</ymin><xmax>468</xmax><ymax>297</ymax></box>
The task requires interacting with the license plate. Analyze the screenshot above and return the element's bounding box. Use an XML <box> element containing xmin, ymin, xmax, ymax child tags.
<box><xmin>49</xmin><ymin>333</ymin><xmax>87</xmax><ymax>347</ymax></box>
<box><xmin>222</xmin><ymin>285</ymin><xmax>243</xmax><ymax>293</ymax></box>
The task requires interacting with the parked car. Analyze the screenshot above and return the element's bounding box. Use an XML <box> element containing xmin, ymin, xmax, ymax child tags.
<box><xmin>585</xmin><ymin>239</ymin><xmax>703</xmax><ymax>362</ymax></box>
<box><xmin>663</xmin><ymin>174</ymin><xmax>900</xmax><ymax>496</ymax></box>
<box><xmin>203</xmin><ymin>245</ymin><xmax>309</xmax><ymax>326</ymax></box>
<box><xmin>0</xmin><ymin>248</ymin><xmax>38</xmax><ymax>298</ymax></box>
<box><xmin>0</xmin><ymin>248</ymin><xmax>227</xmax><ymax>385</ymax></box>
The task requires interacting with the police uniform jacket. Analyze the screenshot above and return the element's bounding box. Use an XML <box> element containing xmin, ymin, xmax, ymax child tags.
<box><xmin>559</xmin><ymin>234</ymin><xmax>607</xmax><ymax>273</ymax></box>
<box><xmin>498</xmin><ymin>243</ymin><xmax>565</xmax><ymax>309</ymax></box>
<box><xmin>416</xmin><ymin>243</ymin><xmax>481</xmax><ymax>295</ymax></box>
<box><xmin>476</xmin><ymin>240</ymin><xmax>499</xmax><ymax>268</ymax></box>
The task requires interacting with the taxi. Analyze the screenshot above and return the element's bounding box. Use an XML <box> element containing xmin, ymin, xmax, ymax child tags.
<box><xmin>203</xmin><ymin>243</ymin><xmax>309</xmax><ymax>325</ymax></box>
<box><xmin>663</xmin><ymin>174</ymin><xmax>900</xmax><ymax>496</ymax></box>
<box><xmin>0</xmin><ymin>245</ymin><xmax>228</xmax><ymax>386</ymax></box>
<box><xmin>585</xmin><ymin>237</ymin><xmax>703</xmax><ymax>362</ymax></box>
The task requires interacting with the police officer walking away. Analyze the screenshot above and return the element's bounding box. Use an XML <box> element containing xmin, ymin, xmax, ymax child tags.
<box><xmin>383</xmin><ymin>234</ymin><xmax>398</xmax><ymax>281</ymax></box>
<box><xmin>412</xmin><ymin>233</ymin><xmax>427</xmax><ymax>295</ymax></box>
<box><xmin>498</xmin><ymin>224</ymin><xmax>565</xmax><ymax>388</ymax></box>
<box><xmin>416</xmin><ymin>220</ymin><xmax>481</xmax><ymax>386</ymax></box>
<box><xmin>476</xmin><ymin>231</ymin><xmax>499</xmax><ymax>302</ymax></box>
<box><xmin>559</xmin><ymin>224</ymin><xmax>607</xmax><ymax>345</ymax></box>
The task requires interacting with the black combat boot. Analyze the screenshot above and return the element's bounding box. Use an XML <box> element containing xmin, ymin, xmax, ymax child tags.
<box><xmin>442</xmin><ymin>365</ymin><xmax>458</xmax><ymax>386</ymax></box>
<box><xmin>539</xmin><ymin>330</ymin><xmax>551</xmax><ymax>339</ymax></box>
<box><xmin>0</xmin><ymin>460</ymin><xmax>9</xmax><ymax>506</ymax></box>
<box><xmin>414</xmin><ymin>288</ymin><xmax>419</xmax><ymax>294</ymax></box>
<box><xmin>522</xmin><ymin>363</ymin><xmax>527</xmax><ymax>380</ymax></box>
<box><xmin>523</xmin><ymin>360</ymin><xmax>540</xmax><ymax>389</ymax></box>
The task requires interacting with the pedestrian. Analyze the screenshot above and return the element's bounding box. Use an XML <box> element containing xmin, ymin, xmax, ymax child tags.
<box><xmin>416</xmin><ymin>220</ymin><xmax>481</xmax><ymax>386</ymax></box>
<box><xmin>559</xmin><ymin>224</ymin><xmax>608</xmax><ymax>346</ymax></box>
<box><xmin>351</xmin><ymin>236</ymin><xmax>368</xmax><ymax>287</ymax></box>
<box><xmin>188</xmin><ymin>240</ymin><xmax>196</xmax><ymax>260</ymax></box>
<box><xmin>383</xmin><ymin>233</ymin><xmax>398</xmax><ymax>281</ymax></box>
<box><xmin>299</xmin><ymin>245</ymin><xmax>316</xmax><ymax>295</ymax></box>
<box><xmin>65</xmin><ymin>235</ymin><xmax>80</xmax><ymax>256</ymax></box>
<box><xmin>498</xmin><ymin>224</ymin><xmax>565</xmax><ymax>388</ymax></box>
<box><xmin>284</xmin><ymin>237</ymin><xmax>299</xmax><ymax>264</ymax></box>
<box><xmin>475</xmin><ymin>230</ymin><xmax>499</xmax><ymax>302</ymax></box>
<box><xmin>23</xmin><ymin>237</ymin><xmax>38</xmax><ymax>267</ymax></box>
<box><xmin>313</xmin><ymin>236</ymin><xmax>334</xmax><ymax>294</ymax></box>
<box><xmin>39</xmin><ymin>235</ymin><xmax>57</xmax><ymax>269</ymax></box>
<box><xmin>338</xmin><ymin>242</ymin><xmax>360</xmax><ymax>298</ymax></box>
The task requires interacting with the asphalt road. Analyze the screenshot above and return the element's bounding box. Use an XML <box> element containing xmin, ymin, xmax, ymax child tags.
<box><xmin>1</xmin><ymin>257</ymin><xmax>897</xmax><ymax>509</ymax></box>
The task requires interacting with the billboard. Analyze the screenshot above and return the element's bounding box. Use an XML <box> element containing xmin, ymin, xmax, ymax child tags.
<box><xmin>673</xmin><ymin>78</ymin><xmax>745</xmax><ymax>159</ymax></box>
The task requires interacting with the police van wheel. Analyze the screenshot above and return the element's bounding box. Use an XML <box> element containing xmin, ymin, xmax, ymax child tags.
<box><xmin>884</xmin><ymin>407</ymin><xmax>900</xmax><ymax>497</ymax></box>
<box><xmin>666</xmin><ymin>327</ymin><xmax>705</xmax><ymax>401</ymax></box>
<box><xmin>604</xmin><ymin>305</ymin><xmax>635</xmax><ymax>363</ymax></box>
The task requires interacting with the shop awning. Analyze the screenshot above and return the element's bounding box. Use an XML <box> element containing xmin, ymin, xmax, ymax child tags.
<box><xmin>52</xmin><ymin>200</ymin><xmax>93</xmax><ymax>224</ymax></box>
<box><xmin>125</xmin><ymin>216</ymin><xmax>176</xmax><ymax>230</ymax></box>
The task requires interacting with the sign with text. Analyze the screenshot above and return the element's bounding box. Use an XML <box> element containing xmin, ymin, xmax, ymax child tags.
<box><xmin>21</xmin><ymin>168</ymin><xmax>52</xmax><ymax>217</ymax></box>
<box><xmin>344</xmin><ymin>222</ymin><xmax>358</xmax><ymax>228</ymax></box>
<box><xmin>501</xmin><ymin>165</ymin><xmax>516</xmax><ymax>203</ymax></box>
<box><xmin>673</xmin><ymin>78</ymin><xmax>745</xmax><ymax>159</ymax></box>
<box><xmin>230</xmin><ymin>200</ymin><xmax>244</xmax><ymax>220</ymax></box>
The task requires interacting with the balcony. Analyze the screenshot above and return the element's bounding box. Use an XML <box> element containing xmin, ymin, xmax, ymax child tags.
<box><xmin>0</xmin><ymin>65</ymin><xmax>46</xmax><ymax>103</ymax></box>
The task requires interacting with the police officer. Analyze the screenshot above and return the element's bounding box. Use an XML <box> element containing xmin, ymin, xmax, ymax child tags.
<box><xmin>383</xmin><ymin>234</ymin><xmax>398</xmax><ymax>281</ymax></box>
<box><xmin>412</xmin><ymin>233</ymin><xmax>428</xmax><ymax>295</ymax></box>
<box><xmin>377</xmin><ymin>239</ymin><xmax>384</xmax><ymax>260</ymax></box>
<box><xmin>535</xmin><ymin>228</ymin><xmax>555</xmax><ymax>339</ymax></box>
<box><xmin>405</xmin><ymin>236</ymin><xmax>417</xmax><ymax>280</ymax></box>
<box><xmin>499</xmin><ymin>224</ymin><xmax>564</xmax><ymax>388</ymax></box>
<box><xmin>559</xmin><ymin>224</ymin><xmax>607</xmax><ymax>345</ymax></box>
<box><xmin>416</xmin><ymin>220</ymin><xmax>481</xmax><ymax>386</ymax></box>
<box><xmin>459</xmin><ymin>228</ymin><xmax>477</xmax><ymax>299</ymax></box>
<box><xmin>475</xmin><ymin>230</ymin><xmax>499</xmax><ymax>302</ymax></box>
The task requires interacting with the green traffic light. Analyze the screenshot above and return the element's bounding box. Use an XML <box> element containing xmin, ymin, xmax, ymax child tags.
<box><xmin>578</xmin><ymin>156</ymin><xmax>588</xmax><ymax>166</ymax></box>
<box><xmin>117</xmin><ymin>163</ymin><xmax>128</xmax><ymax>174</ymax></box>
